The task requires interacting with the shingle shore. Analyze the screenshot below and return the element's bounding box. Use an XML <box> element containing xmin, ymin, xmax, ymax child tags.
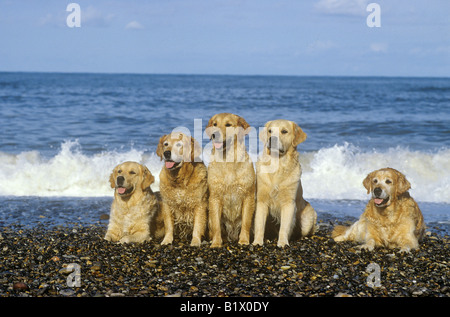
<box><xmin>0</xmin><ymin>220</ymin><xmax>448</xmax><ymax>297</ymax></box>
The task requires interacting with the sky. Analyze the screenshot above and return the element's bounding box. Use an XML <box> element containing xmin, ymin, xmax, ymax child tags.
<box><xmin>0</xmin><ymin>0</ymin><xmax>449</xmax><ymax>77</ymax></box>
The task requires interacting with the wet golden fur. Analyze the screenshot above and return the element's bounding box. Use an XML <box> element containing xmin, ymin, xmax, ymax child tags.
<box><xmin>253</xmin><ymin>120</ymin><xmax>316</xmax><ymax>247</ymax></box>
<box><xmin>332</xmin><ymin>168</ymin><xmax>425</xmax><ymax>252</ymax></box>
<box><xmin>105</xmin><ymin>161</ymin><xmax>162</xmax><ymax>243</ymax></box>
<box><xmin>206</xmin><ymin>113</ymin><xmax>256</xmax><ymax>248</ymax></box>
<box><xmin>157</xmin><ymin>132</ymin><xmax>208</xmax><ymax>247</ymax></box>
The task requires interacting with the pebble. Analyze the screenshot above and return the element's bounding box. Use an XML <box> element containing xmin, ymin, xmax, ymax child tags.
<box><xmin>0</xmin><ymin>221</ymin><xmax>449</xmax><ymax>297</ymax></box>
<box><xmin>13</xmin><ymin>282</ymin><xmax>29</xmax><ymax>292</ymax></box>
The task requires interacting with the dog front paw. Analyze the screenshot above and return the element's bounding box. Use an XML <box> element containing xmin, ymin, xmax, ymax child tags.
<box><xmin>277</xmin><ymin>239</ymin><xmax>289</xmax><ymax>248</ymax></box>
<box><xmin>210</xmin><ymin>239</ymin><xmax>223</xmax><ymax>248</ymax></box>
<box><xmin>190</xmin><ymin>237</ymin><xmax>202</xmax><ymax>247</ymax></box>
<box><xmin>358</xmin><ymin>243</ymin><xmax>375</xmax><ymax>251</ymax></box>
<box><xmin>161</xmin><ymin>236</ymin><xmax>173</xmax><ymax>245</ymax></box>
<box><xmin>252</xmin><ymin>239</ymin><xmax>264</xmax><ymax>246</ymax></box>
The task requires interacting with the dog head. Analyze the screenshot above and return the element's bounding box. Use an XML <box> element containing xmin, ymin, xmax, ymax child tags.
<box><xmin>156</xmin><ymin>132</ymin><xmax>202</xmax><ymax>170</ymax></box>
<box><xmin>260</xmin><ymin>119</ymin><xmax>307</xmax><ymax>156</ymax></box>
<box><xmin>363</xmin><ymin>167</ymin><xmax>411</xmax><ymax>208</ymax></box>
<box><xmin>109</xmin><ymin>161</ymin><xmax>155</xmax><ymax>197</ymax></box>
<box><xmin>205</xmin><ymin>113</ymin><xmax>250</xmax><ymax>150</ymax></box>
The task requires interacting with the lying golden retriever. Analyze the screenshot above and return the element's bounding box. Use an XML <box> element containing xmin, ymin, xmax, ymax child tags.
<box><xmin>332</xmin><ymin>168</ymin><xmax>425</xmax><ymax>252</ymax></box>
<box><xmin>157</xmin><ymin>132</ymin><xmax>208</xmax><ymax>247</ymax></box>
<box><xmin>206</xmin><ymin>113</ymin><xmax>256</xmax><ymax>248</ymax></box>
<box><xmin>253</xmin><ymin>119</ymin><xmax>317</xmax><ymax>247</ymax></box>
<box><xmin>105</xmin><ymin>161</ymin><xmax>161</xmax><ymax>243</ymax></box>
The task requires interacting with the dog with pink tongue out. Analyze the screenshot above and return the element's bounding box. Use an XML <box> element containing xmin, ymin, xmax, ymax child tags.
<box><xmin>332</xmin><ymin>168</ymin><xmax>425</xmax><ymax>252</ymax></box>
<box><xmin>105</xmin><ymin>161</ymin><xmax>163</xmax><ymax>243</ymax></box>
<box><xmin>157</xmin><ymin>132</ymin><xmax>209</xmax><ymax>247</ymax></box>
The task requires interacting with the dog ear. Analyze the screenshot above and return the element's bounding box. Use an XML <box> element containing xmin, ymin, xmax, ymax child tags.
<box><xmin>205</xmin><ymin>115</ymin><xmax>217</xmax><ymax>138</ymax></box>
<box><xmin>259</xmin><ymin>121</ymin><xmax>272</xmax><ymax>144</ymax></box>
<box><xmin>190</xmin><ymin>136</ymin><xmax>202</xmax><ymax>162</ymax></box>
<box><xmin>234</xmin><ymin>115</ymin><xmax>251</xmax><ymax>142</ymax></box>
<box><xmin>237</xmin><ymin>115</ymin><xmax>250</xmax><ymax>130</ymax></box>
<box><xmin>363</xmin><ymin>171</ymin><xmax>375</xmax><ymax>194</ymax></box>
<box><xmin>109</xmin><ymin>166</ymin><xmax>117</xmax><ymax>189</ymax></box>
<box><xmin>292</xmin><ymin>123</ymin><xmax>307</xmax><ymax>146</ymax></box>
<box><xmin>141</xmin><ymin>165</ymin><xmax>155</xmax><ymax>190</ymax></box>
<box><xmin>156</xmin><ymin>135</ymin><xmax>167</xmax><ymax>160</ymax></box>
<box><xmin>393</xmin><ymin>169</ymin><xmax>411</xmax><ymax>194</ymax></box>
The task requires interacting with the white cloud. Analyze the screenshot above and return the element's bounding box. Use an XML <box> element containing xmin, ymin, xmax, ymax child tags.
<box><xmin>82</xmin><ymin>6</ymin><xmax>115</xmax><ymax>27</ymax></box>
<box><xmin>125</xmin><ymin>21</ymin><xmax>144</xmax><ymax>30</ymax></box>
<box><xmin>306</xmin><ymin>40</ymin><xmax>337</xmax><ymax>53</ymax></box>
<box><xmin>315</xmin><ymin>0</ymin><xmax>370</xmax><ymax>16</ymax></box>
<box><xmin>370</xmin><ymin>42</ymin><xmax>388</xmax><ymax>53</ymax></box>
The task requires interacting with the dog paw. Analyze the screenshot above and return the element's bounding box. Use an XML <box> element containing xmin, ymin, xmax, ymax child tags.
<box><xmin>277</xmin><ymin>240</ymin><xmax>289</xmax><ymax>248</ymax></box>
<box><xmin>161</xmin><ymin>237</ymin><xmax>173</xmax><ymax>245</ymax></box>
<box><xmin>190</xmin><ymin>238</ymin><xmax>201</xmax><ymax>247</ymax></box>
<box><xmin>358</xmin><ymin>243</ymin><xmax>374</xmax><ymax>251</ymax></box>
<box><xmin>210</xmin><ymin>240</ymin><xmax>223</xmax><ymax>248</ymax></box>
<box><xmin>119</xmin><ymin>237</ymin><xmax>131</xmax><ymax>244</ymax></box>
<box><xmin>399</xmin><ymin>247</ymin><xmax>411</xmax><ymax>253</ymax></box>
<box><xmin>333</xmin><ymin>235</ymin><xmax>345</xmax><ymax>242</ymax></box>
<box><xmin>252</xmin><ymin>240</ymin><xmax>264</xmax><ymax>246</ymax></box>
<box><xmin>238</xmin><ymin>239</ymin><xmax>249</xmax><ymax>246</ymax></box>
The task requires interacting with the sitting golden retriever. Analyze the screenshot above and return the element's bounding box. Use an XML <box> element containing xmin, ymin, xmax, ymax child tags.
<box><xmin>332</xmin><ymin>167</ymin><xmax>425</xmax><ymax>252</ymax></box>
<box><xmin>253</xmin><ymin>119</ymin><xmax>317</xmax><ymax>247</ymax></box>
<box><xmin>206</xmin><ymin>113</ymin><xmax>256</xmax><ymax>248</ymax></box>
<box><xmin>105</xmin><ymin>161</ymin><xmax>161</xmax><ymax>243</ymax></box>
<box><xmin>157</xmin><ymin>132</ymin><xmax>208</xmax><ymax>247</ymax></box>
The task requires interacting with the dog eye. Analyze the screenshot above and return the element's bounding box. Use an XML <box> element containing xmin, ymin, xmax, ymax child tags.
<box><xmin>118</xmin><ymin>170</ymin><xmax>122</xmax><ymax>174</ymax></box>
<box><xmin>281</xmin><ymin>130</ymin><xmax>288</xmax><ymax>134</ymax></box>
<box><xmin>213</xmin><ymin>123</ymin><xmax>217</xmax><ymax>127</ymax></box>
<box><xmin>130</xmin><ymin>171</ymin><xmax>136</xmax><ymax>175</ymax></box>
<box><xmin>373</xmin><ymin>179</ymin><xmax>378</xmax><ymax>184</ymax></box>
<box><xmin>225</xmin><ymin>123</ymin><xmax>232</xmax><ymax>127</ymax></box>
<box><xmin>164</xmin><ymin>142</ymin><xmax>168</xmax><ymax>146</ymax></box>
<box><xmin>386</xmin><ymin>179</ymin><xmax>392</xmax><ymax>184</ymax></box>
<box><xmin>268</xmin><ymin>129</ymin><xmax>272</xmax><ymax>134</ymax></box>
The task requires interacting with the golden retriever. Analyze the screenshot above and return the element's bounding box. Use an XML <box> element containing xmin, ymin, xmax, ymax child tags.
<box><xmin>157</xmin><ymin>132</ymin><xmax>208</xmax><ymax>247</ymax></box>
<box><xmin>253</xmin><ymin>119</ymin><xmax>317</xmax><ymax>247</ymax></box>
<box><xmin>105</xmin><ymin>161</ymin><xmax>161</xmax><ymax>243</ymax></box>
<box><xmin>206</xmin><ymin>113</ymin><xmax>256</xmax><ymax>248</ymax></box>
<box><xmin>332</xmin><ymin>167</ymin><xmax>425</xmax><ymax>252</ymax></box>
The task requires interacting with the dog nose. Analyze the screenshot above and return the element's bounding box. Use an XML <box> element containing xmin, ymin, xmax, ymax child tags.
<box><xmin>117</xmin><ymin>176</ymin><xmax>125</xmax><ymax>187</ymax></box>
<box><xmin>163</xmin><ymin>151</ymin><xmax>172</xmax><ymax>160</ymax></box>
<box><xmin>374</xmin><ymin>187</ymin><xmax>382</xmax><ymax>197</ymax></box>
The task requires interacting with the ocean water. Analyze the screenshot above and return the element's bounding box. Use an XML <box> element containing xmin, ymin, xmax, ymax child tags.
<box><xmin>0</xmin><ymin>72</ymin><xmax>449</xmax><ymax>232</ymax></box>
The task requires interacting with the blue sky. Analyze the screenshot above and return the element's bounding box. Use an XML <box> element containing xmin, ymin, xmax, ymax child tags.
<box><xmin>1</xmin><ymin>0</ymin><xmax>449</xmax><ymax>77</ymax></box>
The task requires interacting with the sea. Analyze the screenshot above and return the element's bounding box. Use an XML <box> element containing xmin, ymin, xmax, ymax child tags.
<box><xmin>0</xmin><ymin>72</ymin><xmax>449</xmax><ymax>233</ymax></box>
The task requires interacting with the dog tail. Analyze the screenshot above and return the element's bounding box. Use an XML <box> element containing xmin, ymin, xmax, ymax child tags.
<box><xmin>331</xmin><ymin>225</ymin><xmax>349</xmax><ymax>239</ymax></box>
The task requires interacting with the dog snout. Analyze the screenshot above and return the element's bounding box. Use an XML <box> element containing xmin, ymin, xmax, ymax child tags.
<box><xmin>163</xmin><ymin>151</ymin><xmax>172</xmax><ymax>160</ymax></box>
<box><xmin>374</xmin><ymin>187</ymin><xmax>382</xmax><ymax>197</ymax></box>
<box><xmin>268</xmin><ymin>136</ymin><xmax>278</xmax><ymax>148</ymax></box>
<box><xmin>117</xmin><ymin>176</ymin><xmax>125</xmax><ymax>187</ymax></box>
<box><xmin>211</xmin><ymin>131</ymin><xmax>221</xmax><ymax>141</ymax></box>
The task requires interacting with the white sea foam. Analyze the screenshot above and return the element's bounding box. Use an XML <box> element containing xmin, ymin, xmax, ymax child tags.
<box><xmin>0</xmin><ymin>140</ymin><xmax>163</xmax><ymax>197</ymax></box>
<box><xmin>301</xmin><ymin>143</ymin><xmax>450</xmax><ymax>204</ymax></box>
<box><xmin>0</xmin><ymin>141</ymin><xmax>449</xmax><ymax>204</ymax></box>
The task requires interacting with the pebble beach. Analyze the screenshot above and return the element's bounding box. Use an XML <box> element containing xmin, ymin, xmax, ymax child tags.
<box><xmin>1</xmin><ymin>217</ymin><xmax>448</xmax><ymax>299</ymax></box>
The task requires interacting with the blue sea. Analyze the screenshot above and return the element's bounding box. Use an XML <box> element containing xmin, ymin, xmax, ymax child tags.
<box><xmin>0</xmin><ymin>72</ymin><xmax>449</xmax><ymax>232</ymax></box>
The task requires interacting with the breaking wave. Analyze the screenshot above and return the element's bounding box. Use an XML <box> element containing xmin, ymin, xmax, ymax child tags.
<box><xmin>0</xmin><ymin>141</ymin><xmax>449</xmax><ymax>204</ymax></box>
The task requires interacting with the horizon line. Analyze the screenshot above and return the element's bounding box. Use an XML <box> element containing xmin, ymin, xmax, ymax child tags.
<box><xmin>0</xmin><ymin>70</ymin><xmax>449</xmax><ymax>80</ymax></box>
